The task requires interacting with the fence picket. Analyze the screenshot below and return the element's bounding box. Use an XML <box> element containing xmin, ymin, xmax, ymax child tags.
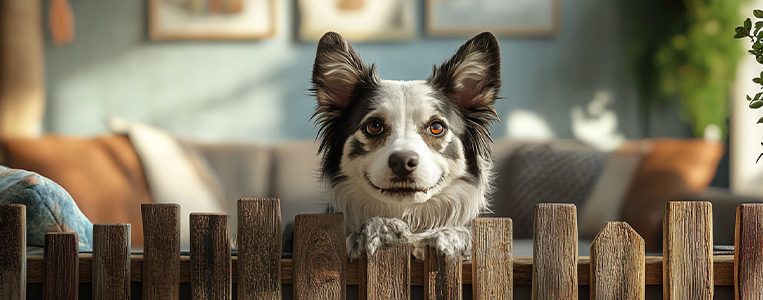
<box><xmin>663</xmin><ymin>201</ymin><xmax>713</xmax><ymax>300</ymax></box>
<box><xmin>237</xmin><ymin>198</ymin><xmax>282</xmax><ymax>300</ymax></box>
<box><xmin>359</xmin><ymin>242</ymin><xmax>411</xmax><ymax>300</ymax></box>
<box><xmin>532</xmin><ymin>203</ymin><xmax>577</xmax><ymax>300</ymax></box>
<box><xmin>0</xmin><ymin>204</ymin><xmax>25</xmax><ymax>300</ymax></box>
<box><xmin>735</xmin><ymin>203</ymin><xmax>763</xmax><ymax>299</ymax></box>
<box><xmin>141</xmin><ymin>203</ymin><xmax>181</xmax><ymax>300</ymax></box>
<box><xmin>472</xmin><ymin>217</ymin><xmax>512</xmax><ymax>300</ymax></box>
<box><xmin>190</xmin><ymin>213</ymin><xmax>231</xmax><ymax>300</ymax></box>
<box><xmin>92</xmin><ymin>223</ymin><xmax>131</xmax><ymax>300</ymax></box>
<box><xmin>293</xmin><ymin>214</ymin><xmax>347</xmax><ymax>300</ymax></box>
<box><xmin>44</xmin><ymin>232</ymin><xmax>79</xmax><ymax>300</ymax></box>
<box><xmin>589</xmin><ymin>222</ymin><xmax>644</xmax><ymax>299</ymax></box>
<box><xmin>424</xmin><ymin>246</ymin><xmax>462</xmax><ymax>300</ymax></box>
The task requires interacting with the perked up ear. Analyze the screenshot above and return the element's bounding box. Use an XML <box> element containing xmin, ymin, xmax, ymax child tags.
<box><xmin>428</xmin><ymin>32</ymin><xmax>501</xmax><ymax>110</ymax></box>
<box><xmin>311</xmin><ymin>32</ymin><xmax>379</xmax><ymax>109</ymax></box>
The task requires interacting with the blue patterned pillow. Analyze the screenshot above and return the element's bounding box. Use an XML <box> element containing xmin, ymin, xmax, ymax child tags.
<box><xmin>0</xmin><ymin>166</ymin><xmax>93</xmax><ymax>251</ymax></box>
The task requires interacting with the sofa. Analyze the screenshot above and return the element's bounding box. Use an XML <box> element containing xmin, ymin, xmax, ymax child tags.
<box><xmin>0</xmin><ymin>121</ymin><xmax>747</xmax><ymax>254</ymax></box>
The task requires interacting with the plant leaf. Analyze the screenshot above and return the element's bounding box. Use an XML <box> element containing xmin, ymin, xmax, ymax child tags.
<box><xmin>750</xmin><ymin>100</ymin><xmax>763</xmax><ymax>109</ymax></box>
<box><xmin>755</xmin><ymin>9</ymin><xmax>763</xmax><ymax>18</ymax></box>
<box><xmin>758</xmin><ymin>117</ymin><xmax>763</xmax><ymax>124</ymax></box>
<box><xmin>749</xmin><ymin>95</ymin><xmax>753</xmax><ymax>101</ymax></box>
<box><xmin>757</xmin><ymin>152</ymin><xmax>763</xmax><ymax>164</ymax></box>
<box><xmin>747</xmin><ymin>18</ymin><xmax>753</xmax><ymax>31</ymax></box>
<box><xmin>754</xmin><ymin>77</ymin><xmax>761</xmax><ymax>84</ymax></box>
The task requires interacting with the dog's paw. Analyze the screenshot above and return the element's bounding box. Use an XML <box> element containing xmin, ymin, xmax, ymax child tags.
<box><xmin>410</xmin><ymin>226</ymin><xmax>472</xmax><ymax>260</ymax></box>
<box><xmin>346</xmin><ymin>217</ymin><xmax>412</xmax><ymax>261</ymax></box>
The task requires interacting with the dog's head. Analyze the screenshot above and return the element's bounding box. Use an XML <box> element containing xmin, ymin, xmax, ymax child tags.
<box><xmin>311</xmin><ymin>32</ymin><xmax>500</xmax><ymax>207</ymax></box>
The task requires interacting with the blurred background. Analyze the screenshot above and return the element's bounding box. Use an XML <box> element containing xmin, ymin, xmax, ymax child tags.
<box><xmin>2</xmin><ymin>0</ymin><xmax>763</xmax><ymax>253</ymax></box>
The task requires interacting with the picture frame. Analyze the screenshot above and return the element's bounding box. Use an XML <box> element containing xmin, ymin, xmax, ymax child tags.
<box><xmin>148</xmin><ymin>0</ymin><xmax>277</xmax><ymax>41</ymax></box>
<box><xmin>298</xmin><ymin>0</ymin><xmax>415</xmax><ymax>42</ymax></box>
<box><xmin>426</xmin><ymin>0</ymin><xmax>561</xmax><ymax>38</ymax></box>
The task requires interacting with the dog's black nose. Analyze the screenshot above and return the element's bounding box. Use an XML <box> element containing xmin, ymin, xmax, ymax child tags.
<box><xmin>388</xmin><ymin>151</ymin><xmax>418</xmax><ymax>177</ymax></box>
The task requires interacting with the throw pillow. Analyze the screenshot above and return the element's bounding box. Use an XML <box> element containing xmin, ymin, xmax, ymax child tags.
<box><xmin>0</xmin><ymin>166</ymin><xmax>93</xmax><ymax>251</ymax></box>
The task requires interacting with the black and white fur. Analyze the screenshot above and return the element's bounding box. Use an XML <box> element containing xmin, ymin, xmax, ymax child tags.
<box><xmin>311</xmin><ymin>32</ymin><xmax>500</xmax><ymax>260</ymax></box>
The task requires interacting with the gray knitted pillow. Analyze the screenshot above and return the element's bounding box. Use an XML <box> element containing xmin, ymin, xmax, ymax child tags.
<box><xmin>491</xmin><ymin>142</ymin><xmax>608</xmax><ymax>239</ymax></box>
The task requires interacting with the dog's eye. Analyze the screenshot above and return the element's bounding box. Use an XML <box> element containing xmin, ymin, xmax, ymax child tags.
<box><xmin>366</xmin><ymin>120</ymin><xmax>384</xmax><ymax>135</ymax></box>
<box><xmin>429</xmin><ymin>122</ymin><xmax>445</xmax><ymax>136</ymax></box>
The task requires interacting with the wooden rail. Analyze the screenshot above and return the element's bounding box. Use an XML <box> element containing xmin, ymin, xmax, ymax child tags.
<box><xmin>0</xmin><ymin>199</ymin><xmax>760</xmax><ymax>299</ymax></box>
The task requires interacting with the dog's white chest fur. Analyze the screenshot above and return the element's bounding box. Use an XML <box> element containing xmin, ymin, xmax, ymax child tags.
<box><xmin>311</xmin><ymin>32</ymin><xmax>501</xmax><ymax>259</ymax></box>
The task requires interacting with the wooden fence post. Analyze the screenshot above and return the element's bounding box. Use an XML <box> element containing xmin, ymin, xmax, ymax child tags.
<box><xmin>237</xmin><ymin>198</ymin><xmax>282</xmax><ymax>300</ymax></box>
<box><xmin>191</xmin><ymin>213</ymin><xmax>231</xmax><ymax>300</ymax></box>
<box><xmin>141</xmin><ymin>203</ymin><xmax>181</xmax><ymax>300</ymax></box>
<box><xmin>589</xmin><ymin>222</ymin><xmax>644</xmax><ymax>299</ymax></box>
<box><xmin>359</xmin><ymin>242</ymin><xmax>411</xmax><ymax>300</ymax></box>
<box><xmin>735</xmin><ymin>203</ymin><xmax>763</xmax><ymax>299</ymax></box>
<box><xmin>424</xmin><ymin>246</ymin><xmax>462</xmax><ymax>300</ymax></box>
<box><xmin>532</xmin><ymin>203</ymin><xmax>577</xmax><ymax>300</ymax></box>
<box><xmin>0</xmin><ymin>204</ymin><xmax>25</xmax><ymax>300</ymax></box>
<box><xmin>44</xmin><ymin>232</ymin><xmax>79</xmax><ymax>300</ymax></box>
<box><xmin>663</xmin><ymin>201</ymin><xmax>713</xmax><ymax>300</ymax></box>
<box><xmin>293</xmin><ymin>214</ymin><xmax>347</xmax><ymax>300</ymax></box>
<box><xmin>92</xmin><ymin>223</ymin><xmax>131</xmax><ymax>300</ymax></box>
<box><xmin>472</xmin><ymin>217</ymin><xmax>512</xmax><ymax>300</ymax></box>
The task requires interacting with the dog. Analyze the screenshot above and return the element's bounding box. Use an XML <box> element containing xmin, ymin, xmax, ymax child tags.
<box><xmin>311</xmin><ymin>31</ymin><xmax>500</xmax><ymax>260</ymax></box>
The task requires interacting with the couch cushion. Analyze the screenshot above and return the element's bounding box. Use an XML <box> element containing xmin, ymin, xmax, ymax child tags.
<box><xmin>0</xmin><ymin>135</ymin><xmax>152</xmax><ymax>247</ymax></box>
<box><xmin>490</xmin><ymin>140</ymin><xmax>609</xmax><ymax>239</ymax></box>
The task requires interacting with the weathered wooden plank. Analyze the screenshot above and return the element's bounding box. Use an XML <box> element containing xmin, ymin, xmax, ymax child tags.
<box><xmin>424</xmin><ymin>246</ymin><xmax>462</xmax><ymax>300</ymax></box>
<box><xmin>190</xmin><ymin>213</ymin><xmax>231</xmax><ymax>300</ymax></box>
<box><xmin>359</xmin><ymin>242</ymin><xmax>411</xmax><ymax>300</ymax></box>
<box><xmin>532</xmin><ymin>203</ymin><xmax>577</xmax><ymax>300</ymax></box>
<box><xmin>237</xmin><ymin>198</ymin><xmax>282</xmax><ymax>300</ymax></box>
<box><xmin>0</xmin><ymin>204</ymin><xmax>25</xmax><ymax>300</ymax></box>
<box><xmin>44</xmin><ymin>232</ymin><xmax>79</xmax><ymax>300</ymax></box>
<box><xmin>293</xmin><ymin>214</ymin><xmax>347</xmax><ymax>300</ymax></box>
<box><xmin>735</xmin><ymin>203</ymin><xmax>763</xmax><ymax>299</ymax></box>
<box><xmin>141</xmin><ymin>203</ymin><xmax>181</xmax><ymax>300</ymax></box>
<box><xmin>92</xmin><ymin>223</ymin><xmax>131</xmax><ymax>300</ymax></box>
<box><xmin>663</xmin><ymin>201</ymin><xmax>713</xmax><ymax>300</ymax></box>
<box><xmin>589</xmin><ymin>222</ymin><xmax>644</xmax><ymax>299</ymax></box>
<box><xmin>472</xmin><ymin>217</ymin><xmax>512</xmax><ymax>300</ymax></box>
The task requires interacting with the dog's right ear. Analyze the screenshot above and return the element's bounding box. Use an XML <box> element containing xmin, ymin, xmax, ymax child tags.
<box><xmin>311</xmin><ymin>32</ymin><xmax>378</xmax><ymax>109</ymax></box>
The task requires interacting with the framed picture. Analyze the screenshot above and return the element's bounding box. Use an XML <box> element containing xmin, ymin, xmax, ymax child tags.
<box><xmin>148</xmin><ymin>0</ymin><xmax>277</xmax><ymax>40</ymax></box>
<box><xmin>426</xmin><ymin>0</ymin><xmax>561</xmax><ymax>38</ymax></box>
<box><xmin>298</xmin><ymin>0</ymin><xmax>415</xmax><ymax>42</ymax></box>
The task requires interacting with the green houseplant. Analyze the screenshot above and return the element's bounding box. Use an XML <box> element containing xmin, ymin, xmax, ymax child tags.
<box><xmin>734</xmin><ymin>9</ymin><xmax>763</xmax><ymax>162</ymax></box>
<box><xmin>621</xmin><ymin>0</ymin><xmax>744</xmax><ymax>139</ymax></box>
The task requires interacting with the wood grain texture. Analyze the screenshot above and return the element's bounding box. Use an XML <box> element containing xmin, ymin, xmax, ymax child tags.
<box><xmin>92</xmin><ymin>223</ymin><xmax>131</xmax><ymax>300</ymax></box>
<box><xmin>424</xmin><ymin>246</ymin><xmax>463</xmax><ymax>300</ymax></box>
<box><xmin>532</xmin><ymin>203</ymin><xmax>577</xmax><ymax>300</ymax></box>
<box><xmin>190</xmin><ymin>213</ymin><xmax>231</xmax><ymax>300</ymax></box>
<box><xmin>141</xmin><ymin>203</ymin><xmax>181</xmax><ymax>300</ymax></box>
<box><xmin>590</xmin><ymin>222</ymin><xmax>645</xmax><ymax>300</ymax></box>
<box><xmin>0</xmin><ymin>204</ymin><xmax>25</xmax><ymax>300</ymax></box>
<box><xmin>735</xmin><ymin>204</ymin><xmax>763</xmax><ymax>300</ymax></box>
<box><xmin>237</xmin><ymin>198</ymin><xmax>282</xmax><ymax>300</ymax></box>
<box><xmin>44</xmin><ymin>232</ymin><xmax>79</xmax><ymax>300</ymax></box>
<box><xmin>293</xmin><ymin>214</ymin><xmax>347</xmax><ymax>300</ymax></box>
<box><xmin>359</xmin><ymin>242</ymin><xmax>411</xmax><ymax>300</ymax></box>
<box><xmin>22</xmin><ymin>254</ymin><xmax>740</xmax><ymax>285</ymax></box>
<box><xmin>663</xmin><ymin>201</ymin><xmax>713</xmax><ymax>300</ymax></box>
<box><xmin>472</xmin><ymin>217</ymin><xmax>512</xmax><ymax>300</ymax></box>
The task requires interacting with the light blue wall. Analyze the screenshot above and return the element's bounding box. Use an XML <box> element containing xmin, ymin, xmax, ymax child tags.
<box><xmin>43</xmin><ymin>0</ymin><xmax>691</xmax><ymax>143</ymax></box>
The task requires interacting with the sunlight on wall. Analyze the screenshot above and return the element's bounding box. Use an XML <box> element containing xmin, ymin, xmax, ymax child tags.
<box><xmin>505</xmin><ymin>110</ymin><xmax>556</xmax><ymax>139</ymax></box>
<box><xmin>570</xmin><ymin>90</ymin><xmax>625</xmax><ymax>150</ymax></box>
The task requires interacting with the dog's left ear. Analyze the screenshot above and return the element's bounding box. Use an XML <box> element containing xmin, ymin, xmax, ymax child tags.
<box><xmin>428</xmin><ymin>32</ymin><xmax>501</xmax><ymax>110</ymax></box>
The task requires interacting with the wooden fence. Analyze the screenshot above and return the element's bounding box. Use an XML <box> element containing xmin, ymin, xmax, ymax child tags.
<box><xmin>0</xmin><ymin>199</ymin><xmax>759</xmax><ymax>299</ymax></box>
